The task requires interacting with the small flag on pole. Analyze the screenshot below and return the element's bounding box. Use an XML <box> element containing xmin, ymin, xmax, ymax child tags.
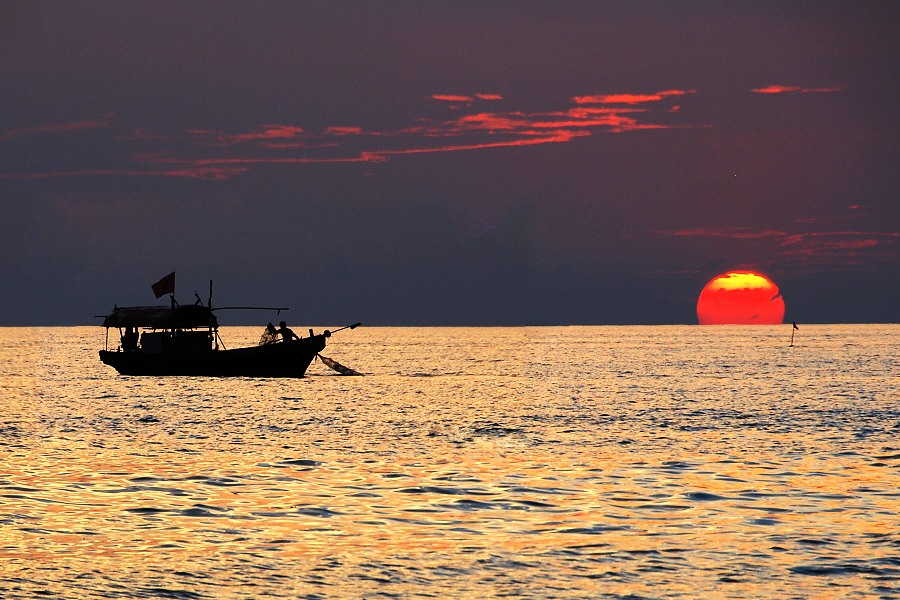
<box><xmin>790</xmin><ymin>321</ymin><xmax>799</xmax><ymax>347</ymax></box>
<box><xmin>151</xmin><ymin>272</ymin><xmax>175</xmax><ymax>298</ymax></box>
<box><xmin>793</xmin><ymin>322</ymin><xmax>799</xmax><ymax>330</ymax></box>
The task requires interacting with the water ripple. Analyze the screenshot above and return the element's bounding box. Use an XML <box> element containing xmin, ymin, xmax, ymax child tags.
<box><xmin>1</xmin><ymin>324</ymin><xmax>897</xmax><ymax>599</ymax></box>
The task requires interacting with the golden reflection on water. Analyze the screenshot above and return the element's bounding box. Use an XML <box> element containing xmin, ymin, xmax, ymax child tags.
<box><xmin>1</xmin><ymin>325</ymin><xmax>898</xmax><ymax>598</ymax></box>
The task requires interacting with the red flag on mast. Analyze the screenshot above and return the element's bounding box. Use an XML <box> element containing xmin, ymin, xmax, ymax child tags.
<box><xmin>151</xmin><ymin>272</ymin><xmax>175</xmax><ymax>298</ymax></box>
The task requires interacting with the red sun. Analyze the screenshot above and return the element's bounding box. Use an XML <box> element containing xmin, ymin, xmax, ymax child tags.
<box><xmin>696</xmin><ymin>271</ymin><xmax>785</xmax><ymax>325</ymax></box>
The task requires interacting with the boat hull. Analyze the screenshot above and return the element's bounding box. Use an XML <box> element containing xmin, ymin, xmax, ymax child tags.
<box><xmin>99</xmin><ymin>336</ymin><xmax>327</xmax><ymax>377</ymax></box>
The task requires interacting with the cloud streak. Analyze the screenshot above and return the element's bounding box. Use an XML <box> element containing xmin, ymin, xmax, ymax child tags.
<box><xmin>752</xmin><ymin>85</ymin><xmax>842</xmax><ymax>94</ymax></box>
<box><xmin>0</xmin><ymin>166</ymin><xmax>249</xmax><ymax>180</ymax></box>
<box><xmin>431</xmin><ymin>93</ymin><xmax>505</xmax><ymax>104</ymax></box>
<box><xmin>660</xmin><ymin>227</ymin><xmax>786</xmax><ymax>239</ymax></box>
<box><xmin>574</xmin><ymin>89</ymin><xmax>694</xmax><ymax>105</ymax></box>
<box><xmin>164</xmin><ymin>90</ymin><xmax>694</xmax><ymax>170</ymax></box>
<box><xmin>0</xmin><ymin>117</ymin><xmax>114</xmax><ymax>142</ymax></box>
<box><xmin>655</xmin><ymin>227</ymin><xmax>898</xmax><ymax>274</ymax></box>
<box><xmin>0</xmin><ymin>89</ymin><xmax>696</xmax><ymax>180</ymax></box>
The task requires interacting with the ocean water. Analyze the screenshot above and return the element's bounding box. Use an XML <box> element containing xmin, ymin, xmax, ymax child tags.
<box><xmin>1</xmin><ymin>324</ymin><xmax>897</xmax><ymax>599</ymax></box>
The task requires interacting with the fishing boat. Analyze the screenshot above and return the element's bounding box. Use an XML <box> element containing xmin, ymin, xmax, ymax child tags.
<box><xmin>98</xmin><ymin>274</ymin><xmax>359</xmax><ymax>377</ymax></box>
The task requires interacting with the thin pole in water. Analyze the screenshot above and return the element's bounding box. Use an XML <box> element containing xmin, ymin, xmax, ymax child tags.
<box><xmin>790</xmin><ymin>322</ymin><xmax>798</xmax><ymax>347</ymax></box>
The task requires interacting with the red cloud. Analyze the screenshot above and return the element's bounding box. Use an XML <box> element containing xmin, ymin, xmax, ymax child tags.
<box><xmin>655</xmin><ymin>227</ymin><xmax>897</xmax><ymax>274</ymax></box>
<box><xmin>432</xmin><ymin>94</ymin><xmax>474</xmax><ymax>103</ymax></box>
<box><xmin>323</xmin><ymin>126</ymin><xmax>365</xmax><ymax>135</ymax></box>
<box><xmin>752</xmin><ymin>85</ymin><xmax>842</xmax><ymax>94</ymax></box>
<box><xmin>454</xmin><ymin>113</ymin><xmax>523</xmax><ymax>131</ymax></box>
<box><xmin>357</xmin><ymin>129</ymin><xmax>584</xmax><ymax>162</ymax></box>
<box><xmin>0</xmin><ymin>166</ymin><xmax>249</xmax><ymax>180</ymax></box>
<box><xmin>777</xmin><ymin>232</ymin><xmax>897</xmax><ymax>272</ymax></box>
<box><xmin>1</xmin><ymin>91</ymin><xmax>699</xmax><ymax>180</ymax></box>
<box><xmin>660</xmin><ymin>227</ymin><xmax>786</xmax><ymax>239</ymax></box>
<box><xmin>433</xmin><ymin>93</ymin><xmax>504</xmax><ymax>103</ymax></box>
<box><xmin>574</xmin><ymin>90</ymin><xmax>692</xmax><ymax>105</ymax></box>
<box><xmin>780</xmin><ymin>231</ymin><xmax>898</xmax><ymax>246</ymax></box>
<box><xmin>156</xmin><ymin>166</ymin><xmax>252</xmax><ymax>180</ymax></box>
<box><xmin>0</xmin><ymin>117</ymin><xmax>113</xmax><ymax>141</ymax></box>
<box><xmin>190</xmin><ymin>125</ymin><xmax>306</xmax><ymax>146</ymax></box>
<box><xmin>236</xmin><ymin>125</ymin><xmax>305</xmax><ymax>141</ymax></box>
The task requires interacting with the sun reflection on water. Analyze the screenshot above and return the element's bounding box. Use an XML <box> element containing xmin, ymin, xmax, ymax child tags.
<box><xmin>1</xmin><ymin>325</ymin><xmax>897</xmax><ymax>598</ymax></box>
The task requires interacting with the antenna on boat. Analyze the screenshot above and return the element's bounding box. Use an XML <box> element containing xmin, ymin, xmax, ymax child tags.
<box><xmin>208</xmin><ymin>280</ymin><xmax>213</xmax><ymax>309</ymax></box>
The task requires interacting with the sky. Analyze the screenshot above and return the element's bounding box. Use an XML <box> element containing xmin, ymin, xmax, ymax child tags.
<box><xmin>1</xmin><ymin>1</ymin><xmax>897</xmax><ymax>326</ymax></box>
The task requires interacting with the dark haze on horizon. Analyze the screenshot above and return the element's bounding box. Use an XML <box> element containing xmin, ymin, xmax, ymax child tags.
<box><xmin>1</xmin><ymin>2</ymin><xmax>897</xmax><ymax>325</ymax></box>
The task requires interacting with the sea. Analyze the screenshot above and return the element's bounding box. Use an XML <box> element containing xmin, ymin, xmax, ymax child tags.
<box><xmin>1</xmin><ymin>325</ymin><xmax>897</xmax><ymax>599</ymax></box>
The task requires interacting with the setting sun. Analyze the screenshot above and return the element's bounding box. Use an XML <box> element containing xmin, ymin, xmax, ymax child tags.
<box><xmin>696</xmin><ymin>271</ymin><xmax>785</xmax><ymax>325</ymax></box>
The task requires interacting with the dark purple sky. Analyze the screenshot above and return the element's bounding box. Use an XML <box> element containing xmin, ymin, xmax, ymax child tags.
<box><xmin>2</xmin><ymin>1</ymin><xmax>897</xmax><ymax>325</ymax></box>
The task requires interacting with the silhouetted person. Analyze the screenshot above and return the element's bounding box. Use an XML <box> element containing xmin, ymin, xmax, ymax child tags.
<box><xmin>278</xmin><ymin>321</ymin><xmax>299</xmax><ymax>342</ymax></box>
<box><xmin>122</xmin><ymin>327</ymin><xmax>138</xmax><ymax>351</ymax></box>
<box><xmin>259</xmin><ymin>322</ymin><xmax>278</xmax><ymax>345</ymax></box>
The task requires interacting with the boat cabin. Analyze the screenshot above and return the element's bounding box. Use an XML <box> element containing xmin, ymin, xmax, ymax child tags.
<box><xmin>102</xmin><ymin>304</ymin><xmax>220</xmax><ymax>354</ymax></box>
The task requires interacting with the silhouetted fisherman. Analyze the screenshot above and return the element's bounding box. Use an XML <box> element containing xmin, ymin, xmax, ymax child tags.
<box><xmin>122</xmin><ymin>327</ymin><xmax>139</xmax><ymax>351</ymax></box>
<box><xmin>259</xmin><ymin>322</ymin><xmax>278</xmax><ymax>345</ymax></box>
<box><xmin>278</xmin><ymin>321</ymin><xmax>300</xmax><ymax>342</ymax></box>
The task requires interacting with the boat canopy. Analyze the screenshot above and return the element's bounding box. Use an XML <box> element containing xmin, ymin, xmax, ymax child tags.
<box><xmin>102</xmin><ymin>305</ymin><xmax>218</xmax><ymax>329</ymax></box>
